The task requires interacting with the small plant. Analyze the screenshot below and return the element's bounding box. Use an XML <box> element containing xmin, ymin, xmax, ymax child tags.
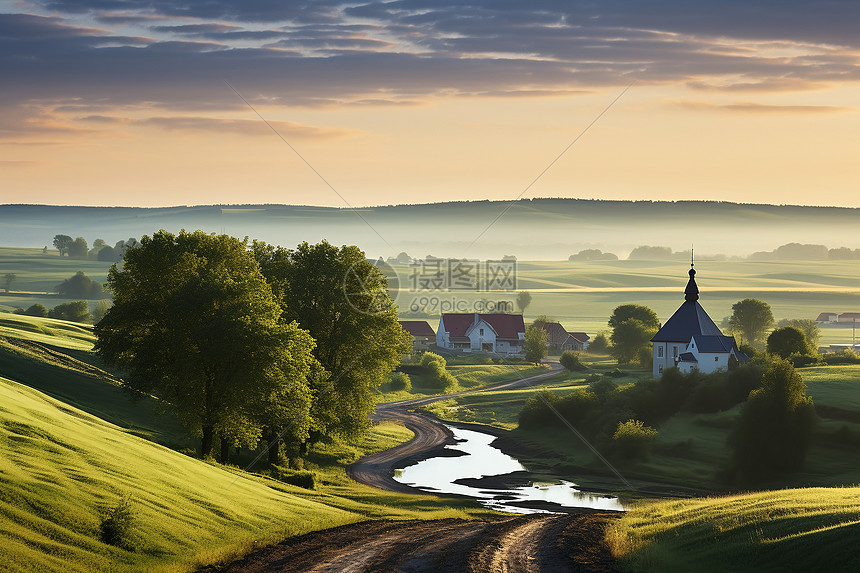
<box><xmin>270</xmin><ymin>466</ymin><xmax>316</xmax><ymax>489</ymax></box>
<box><xmin>612</xmin><ymin>419</ymin><xmax>658</xmax><ymax>461</ymax></box>
<box><xmin>559</xmin><ymin>350</ymin><xmax>587</xmax><ymax>371</ymax></box>
<box><xmin>99</xmin><ymin>495</ymin><xmax>135</xmax><ymax>550</ymax></box>
<box><xmin>389</xmin><ymin>371</ymin><xmax>412</xmax><ymax>392</ymax></box>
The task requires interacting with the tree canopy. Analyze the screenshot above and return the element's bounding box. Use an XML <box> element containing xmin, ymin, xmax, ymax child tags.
<box><xmin>767</xmin><ymin>326</ymin><xmax>811</xmax><ymax>359</ymax></box>
<box><xmin>729</xmin><ymin>298</ymin><xmax>774</xmax><ymax>346</ymax></box>
<box><xmin>55</xmin><ymin>271</ymin><xmax>104</xmax><ymax>299</ymax></box>
<box><xmin>776</xmin><ymin>318</ymin><xmax>821</xmax><ymax>349</ymax></box>
<box><xmin>516</xmin><ymin>291</ymin><xmax>532</xmax><ymax>313</ymax></box>
<box><xmin>524</xmin><ymin>325</ymin><xmax>548</xmax><ymax>364</ymax></box>
<box><xmin>95</xmin><ymin>230</ymin><xmax>317</xmax><ymax>462</ymax></box>
<box><xmin>610</xmin><ymin>318</ymin><xmax>657</xmax><ymax>365</ymax></box>
<box><xmin>253</xmin><ymin>240</ymin><xmax>411</xmax><ymax>439</ymax></box>
<box><xmin>52</xmin><ymin>234</ymin><xmax>73</xmax><ymax>256</ymax></box>
<box><xmin>608</xmin><ymin>304</ymin><xmax>660</xmax><ymax>330</ymax></box>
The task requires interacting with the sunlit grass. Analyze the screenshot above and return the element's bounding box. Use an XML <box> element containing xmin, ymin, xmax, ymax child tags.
<box><xmin>607</xmin><ymin>487</ymin><xmax>860</xmax><ymax>572</ymax></box>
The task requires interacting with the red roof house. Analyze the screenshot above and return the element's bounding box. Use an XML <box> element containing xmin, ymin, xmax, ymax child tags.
<box><xmin>437</xmin><ymin>313</ymin><xmax>526</xmax><ymax>354</ymax></box>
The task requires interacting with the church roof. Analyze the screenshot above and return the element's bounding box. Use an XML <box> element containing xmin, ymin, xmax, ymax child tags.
<box><xmin>692</xmin><ymin>334</ymin><xmax>736</xmax><ymax>353</ymax></box>
<box><xmin>651</xmin><ymin>264</ymin><xmax>724</xmax><ymax>343</ymax></box>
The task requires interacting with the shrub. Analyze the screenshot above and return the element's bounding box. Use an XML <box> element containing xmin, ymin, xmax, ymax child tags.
<box><xmin>389</xmin><ymin>371</ymin><xmax>412</xmax><ymax>392</ymax></box>
<box><xmin>518</xmin><ymin>390</ymin><xmax>559</xmax><ymax>429</ymax></box>
<box><xmin>726</xmin><ymin>359</ymin><xmax>817</xmax><ymax>485</ymax></box>
<box><xmin>420</xmin><ymin>352</ymin><xmax>445</xmax><ymax>368</ymax></box>
<box><xmin>587</xmin><ymin>377</ymin><xmax>617</xmax><ymax>396</ymax></box>
<box><xmin>612</xmin><ymin>419</ymin><xmax>657</xmax><ymax>460</ymax></box>
<box><xmin>589</xmin><ymin>333</ymin><xmax>609</xmax><ymax>354</ymax></box>
<box><xmin>821</xmin><ymin>349</ymin><xmax>860</xmax><ymax>365</ymax></box>
<box><xmin>767</xmin><ymin>326</ymin><xmax>811</xmax><ymax>359</ymax></box>
<box><xmin>99</xmin><ymin>496</ymin><xmax>135</xmax><ymax>550</ymax></box>
<box><xmin>420</xmin><ymin>352</ymin><xmax>458</xmax><ymax>392</ymax></box>
<box><xmin>560</xmin><ymin>350</ymin><xmax>587</xmax><ymax>371</ymax></box>
<box><xmin>788</xmin><ymin>352</ymin><xmax>820</xmax><ymax>368</ymax></box>
<box><xmin>23</xmin><ymin>303</ymin><xmax>49</xmax><ymax>317</ymax></box>
<box><xmin>270</xmin><ymin>466</ymin><xmax>316</xmax><ymax>489</ymax></box>
<box><xmin>49</xmin><ymin>300</ymin><xmax>91</xmax><ymax>323</ymax></box>
<box><xmin>55</xmin><ymin>271</ymin><xmax>105</xmax><ymax>299</ymax></box>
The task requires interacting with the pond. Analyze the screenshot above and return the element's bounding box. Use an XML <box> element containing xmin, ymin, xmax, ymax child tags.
<box><xmin>393</xmin><ymin>425</ymin><xmax>625</xmax><ymax>514</ymax></box>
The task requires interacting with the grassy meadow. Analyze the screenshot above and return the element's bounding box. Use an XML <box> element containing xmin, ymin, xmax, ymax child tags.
<box><xmin>0</xmin><ymin>313</ymin><xmax>491</xmax><ymax>572</ymax></box>
<box><xmin>607</xmin><ymin>487</ymin><xmax>860</xmax><ymax>573</ymax></box>
<box><xmin>392</xmin><ymin>257</ymin><xmax>860</xmax><ymax>346</ymax></box>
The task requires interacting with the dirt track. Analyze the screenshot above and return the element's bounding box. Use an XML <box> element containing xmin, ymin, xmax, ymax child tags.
<box><xmin>214</xmin><ymin>363</ymin><xmax>625</xmax><ymax>572</ymax></box>
<box><xmin>212</xmin><ymin>513</ymin><xmax>620</xmax><ymax>573</ymax></box>
<box><xmin>346</xmin><ymin>364</ymin><xmax>564</xmax><ymax>494</ymax></box>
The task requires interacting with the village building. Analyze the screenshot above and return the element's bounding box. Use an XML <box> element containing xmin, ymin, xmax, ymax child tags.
<box><xmin>837</xmin><ymin>312</ymin><xmax>860</xmax><ymax>324</ymax></box>
<box><xmin>538</xmin><ymin>321</ymin><xmax>589</xmax><ymax>352</ymax></box>
<box><xmin>651</xmin><ymin>264</ymin><xmax>747</xmax><ymax>377</ymax></box>
<box><xmin>399</xmin><ymin>320</ymin><xmax>435</xmax><ymax>351</ymax></box>
<box><xmin>816</xmin><ymin>312</ymin><xmax>838</xmax><ymax>323</ymax></box>
<box><xmin>436</xmin><ymin>313</ymin><xmax>526</xmax><ymax>354</ymax></box>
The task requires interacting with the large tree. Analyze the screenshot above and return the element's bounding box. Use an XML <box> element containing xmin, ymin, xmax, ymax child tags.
<box><xmin>52</xmin><ymin>234</ymin><xmax>73</xmax><ymax>256</ymax></box>
<box><xmin>524</xmin><ymin>325</ymin><xmax>548</xmax><ymax>364</ymax></box>
<box><xmin>55</xmin><ymin>271</ymin><xmax>104</xmax><ymax>299</ymax></box>
<box><xmin>95</xmin><ymin>230</ymin><xmax>316</xmax><ymax>461</ymax></box>
<box><xmin>608</xmin><ymin>304</ymin><xmax>660</xmax><ymax>330</ymax></box>
<box><xmin>610</xmin><ymin>318</ymin><xmax>657</xmax><ymax>365</ymax></box>
<box><xmin>68</xmin><ymin>237</ymin><xmax>89</xmax><ymax>259</ymax></box>
<box><xmin>516</xmin><ymin>291</ymin><xmax>532</xmax><ymax>313</ymax></box>
<box><xmin>727</xmin><ymin>359</ymin><xmax>816</xmax><ymax>484</ymax></box>
<box><xmin>776</xmin><ymin>318</ymin><xmax>821</xmax><ymax>349</ymax></box>
<box><xmin>253</xmin><ymin>240</ymin><xmax>411</xmax><ymax>440</ymax></box>
<box><xmin>767</xmin><ymin>326</ymin><xmax>811</xmax><ymax>359</ymax></box>
<box><xmin>729</xmin><ymin>298</ymin><xmax>774</xmax><ymax>346</ymax></box>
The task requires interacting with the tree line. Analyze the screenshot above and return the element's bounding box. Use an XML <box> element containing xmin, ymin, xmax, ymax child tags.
<box><xmin>94</xmin><ymin>230</ymin><xmax>411</xmax><ymax>465</ymax></box>
<box><xmin>52</xmin><ymin>235</ymin><xmax>139</xmax><ymax>262</ymax></box>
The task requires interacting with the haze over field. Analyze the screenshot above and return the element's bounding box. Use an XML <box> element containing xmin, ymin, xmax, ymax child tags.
<box><xmin>2</xmin><ymin>199</ymin><xmax>860</xmax><ymax>261</ymax></box>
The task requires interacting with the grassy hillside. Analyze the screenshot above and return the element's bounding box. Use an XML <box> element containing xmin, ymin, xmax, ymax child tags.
<box><xmin>607</xmin><ymin>487</ymin><xmax>860</xmax><ymax>572</ymax></box>
<box><xmin>0</xmin><ymin>376</ymin><xmax>358</xmax><ymax>572</ymax></box>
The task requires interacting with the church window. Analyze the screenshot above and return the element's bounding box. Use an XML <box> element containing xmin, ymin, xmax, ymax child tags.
<box><xmin>715</xmin><ymin>356</ymin><xmax>719</xmax><ymax>362</ymax></box>
<box><xmin>658</xmin><ymin>346</ymin><xmax>663</xmax><ymax>358</ymax></box>
<box><xmin>673</xmin><ymin>346</ymin><xmax>678</xmax><ymax>358</ymax></box>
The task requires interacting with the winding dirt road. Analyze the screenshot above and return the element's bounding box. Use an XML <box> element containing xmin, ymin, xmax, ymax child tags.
<box><xmin>215</xmin><ymin>363</ymin><xmax>623</xmax><ymax>572</ymax></box>
<box><xmin>213</xmin><ymin>513</ymin><xmax>619</xmax><ymax>573</ymax></box>
<box><xmin>346</xmin><ymin>363</ymin><xmax>564</xmax><ymax>493</ymax></box>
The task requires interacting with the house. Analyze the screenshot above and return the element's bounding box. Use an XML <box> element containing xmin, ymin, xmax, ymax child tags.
<box><xmin>651</xmin><ymin>264</ymin><xmax>747</xmax><ymax>377</ymax></box>
<box><xmin>539</xmin><ymin>322</ymin><xmax>589</xmax><ymax>352</ymax></box>
<box><xmin>816</xmin><ymin>312</ymin><xmax>838</xmax><ymax>323</ymax></box>
<box><xmin>399</xmin><ymin>320</ymin><xmax>435</xmax><ymax>351</ymax></box>
<box><xmin>436</xmin><ymin>313</ymin><xmax>526</xmax><ymax>354</ymax></box>
<box><xmin>569</xmin><ymin>331</ymin><xmax>590</xmax><ymax>350</ymax></box>
<box><xmin>838</xmin><ymin>312</ymin><xmax>860</xmax><ymax>324</ymax></box>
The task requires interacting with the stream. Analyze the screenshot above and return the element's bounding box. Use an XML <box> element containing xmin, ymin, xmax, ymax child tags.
<box><xmin>393</xmin><ymin>425</ymin><xmax>625</xmax><ymax>514</ymax></box>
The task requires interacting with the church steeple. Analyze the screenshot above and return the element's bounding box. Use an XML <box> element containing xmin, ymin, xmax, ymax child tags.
<box><xmin>684</xmin><ymin>250</ymin><xmax>698</xmax><ymax>302</ymax></box>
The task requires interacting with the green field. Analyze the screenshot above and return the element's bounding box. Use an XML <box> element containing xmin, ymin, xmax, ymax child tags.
<box><xmin>0</xmin><ymin>313</ymin><xmax>490</xmax><ymax>572</ymax></box>
<box><xmin>608</xmin><ymin>487</ymin><xmax>860</xmax><ymax>572</ymax></box>
<box><xmin>391</xmin><ymin>258</ymin><xmax>860</xmax><ymax>346</ymax></box>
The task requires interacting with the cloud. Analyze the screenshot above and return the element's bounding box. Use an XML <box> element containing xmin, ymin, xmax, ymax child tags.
<box><xmin>3</xmin><ymin>3</ymin><xmax>860</xmax><ymax>137</ymax></box>
<box><xmin>673</xmin><ymin>100</ymin><xmax>854</xmax><ymax>114</ymax></box>
<box><xmin>72</xmin><ymin>114</ymin><xmax>357</xmax><ymax>138</ymax></box>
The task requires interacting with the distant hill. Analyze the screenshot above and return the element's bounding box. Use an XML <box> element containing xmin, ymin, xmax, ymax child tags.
<box><xmin>1</xmin><ymin>199</ymin><xmax>858</xmax><ymax>260</ymax></box>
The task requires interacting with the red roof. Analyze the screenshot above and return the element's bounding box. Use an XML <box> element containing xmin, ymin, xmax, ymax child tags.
<box><xmin>399</xmin><ymin>320</ymin><xmax>435</xmax><ymax>337</ymax></box>
<box><xmin>540</xmin><ymin>322</ymin><xmax>570</xmax><ymax>345</ymax></box>
<box><xmin>441</xmin><ymin>313</ymin><xmax>525</xmax><ymax>340</ymax></box>
<box><xmin>569</xmin><ymin>331</ymin><xmax>590</xmax><ymax>342</ymax></box>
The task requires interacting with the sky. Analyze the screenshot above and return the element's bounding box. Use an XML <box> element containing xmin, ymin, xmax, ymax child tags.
<box><xmin>2</xmin><ymin>1</ymin><xmax>859</xmax><ymax>208</ymax></box>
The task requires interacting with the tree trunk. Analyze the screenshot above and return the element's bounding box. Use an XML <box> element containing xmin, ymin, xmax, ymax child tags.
<box><xmin>220</xmin><ymin>436</ymin><xmax>230</xmax><ymax>464</ymax></box>
<box><xmin>201</xmin><ymin>425</ymin><xmax>214</xmax><ymax>458</ymax></box>
<box><xmin>267</xmin><ymin>430</ymin><xmax>281</xmax><ymax>465</ymax></box>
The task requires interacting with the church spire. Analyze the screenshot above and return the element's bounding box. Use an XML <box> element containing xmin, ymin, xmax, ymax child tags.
<box><xmin>685</xmin><ymin>249</ymin><xmax>699</xmax><ymax>302</ymax></box>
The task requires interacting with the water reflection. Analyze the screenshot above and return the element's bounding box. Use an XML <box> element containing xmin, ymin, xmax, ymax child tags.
<box><xmin>394</xmin><ymin>426</ymin><xmax>624</xmax><ymax>514</ymax></box>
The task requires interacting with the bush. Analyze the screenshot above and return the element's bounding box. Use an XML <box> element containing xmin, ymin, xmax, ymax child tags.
<box><xmin>587</xmin><ymin>377</ymin><xmax>617</xmax><ymax>396</ymax></box>
<box><xmin>788</xmin><ymin>352</ymin><xmax>820</xmax><ymax>368</ymax></box>
<box><xmin>270</xmin><ymin>466</ymin><xmax>316</xmax><ymax>489</ymax></box>
<box><xmin>589</xmin><ymin>333</ymin><xmax>609</xmax><ymax>354</ymax></box>
<box><xmin>767</xmin><ymin>326</ymin><xmax>811</xmax><ymax>359</ymax></box>
<box><xmin>821</xmin><ymin>349</ymin><xmax>860</xmax><ymax>365</ymax></box>
<box><xmin>49</xmin><ymin>300</ymin><xmax>91</xmax><ymax>323</ymax></box>
<box><xmin>22</xmin><ymin>303</ymin><xmax>49</xmax><ymax>317</ymax></box>
<box><xmin>420</xmin><ymin>352</ymin><xmax>458</xmax><ymax>392</ymax></box>
<box><xmin>389</xmin><ymin>371</ymin><xmax>412</xmax><ymax>392</ymax></box>
<box><xmin>560</xmin><ymin>350</ymin><xmax>587</xmax><ymax>371</ymax></box>
<box><xmin>726</xmin><ymin>359</ymin><xmax>817</xmax><ymax>485</ymax></box>
<box><xmin>55</xmin><ymin>271</ymin><xmax>105</xmax><ymax>299</ymax></box>
<box><xmin>99</xmin><ymin>496</ymin><xmax>135</xmax><ymax>550</ymax></box>
<box><xmin>518</xmin><ymin>390</ymin><xmax>560</xmax><ymax>429</ymax></box>
<box><xmin>611</xmin><ymin>419</ymin><xmax>657</xmax><ymax>460</ymax></box>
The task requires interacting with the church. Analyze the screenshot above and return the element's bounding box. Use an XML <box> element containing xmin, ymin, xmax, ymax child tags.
<box><xmin>651</xmin><ymin>263</ymin><xmax>748</xmax><ymax>377</ymax></box>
